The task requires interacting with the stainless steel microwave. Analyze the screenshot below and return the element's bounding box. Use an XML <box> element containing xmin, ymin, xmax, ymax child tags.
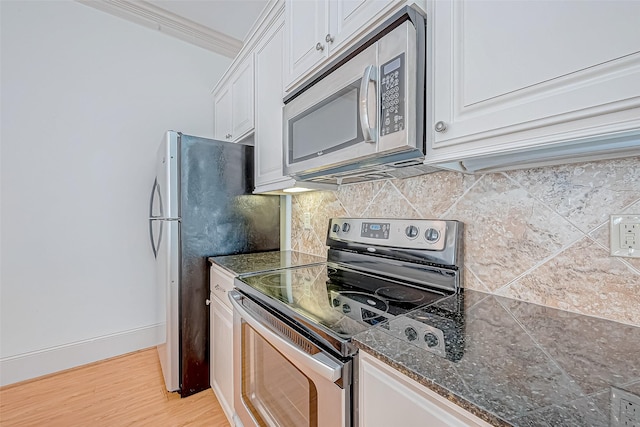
<box><xmin>283</xmin><ymin>6</ymin><xmax>435</xmax><ymax>185</ymax></box>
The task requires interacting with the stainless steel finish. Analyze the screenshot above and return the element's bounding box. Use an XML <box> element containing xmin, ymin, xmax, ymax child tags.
<box><xmin>325</xmin><ymin>33</ymin><xmax>334</xmax><ymax>43</ymax></box>
<box><xmin>231</xmin><ymin>290</ymin><xmax>350</xmax><ymax>427</ymax></box>
<box><xmin>327</xmin><ymin>218</ymin><xmax>464</xmax><ymax>292</ymax></box>
<box><xmin>316</xmin><ymin>42</ymin><xmax>324</xmax><ymax>51</ymax></box>
<box><xmin>230</xmin><ymin>291</ymin><xmax>343</xmax><ymax>382</ymax></box>
<box><xmin>234</xmin><ymin>276</ymin><xmax>358</xmax><ymax>357</ymax></box>
<box><xmin>434</xmin><ymin>121</ymin><xmax>447</xmax><ymax>132</ymax></box>
<box><xmin>283</xmin><ymin>7</ymin><xmax>429</xmax><ymax>186</ymax></box>
<box><xmin>153</xmin><ymin>131</ymin><xmax>281</xmax><ymax>397</ymax></box>
<box><xmin>389</xmin><ymin>316</ymin><xmax>447</xmax><ymax>358</ymax></box>
<box><xmin>359</xmin><ymin>65</ymin><xmax>378</xmax><ymax>144</ymax></box>
<box><xmin>328</xmin><ymin>218</ymin><xmax>449</xmax><ymax>253</ymax></box>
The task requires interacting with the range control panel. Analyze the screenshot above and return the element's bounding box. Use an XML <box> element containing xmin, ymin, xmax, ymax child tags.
<box><xmin>328</xmin><ymin>218</ymin><xmax>449</xmax><ymax>251</ymax></box>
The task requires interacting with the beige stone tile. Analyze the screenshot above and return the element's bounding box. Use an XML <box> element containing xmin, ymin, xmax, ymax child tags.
<box><xmin>291</xmin><ymin>229</ymin><xmax>327</xmax><ymax>258</ymax></box>
<box><xmin>361</xmin><ymin>181</ymin><xmax>421</xmax><ymax>218</ymax></box>
<box><xmin>506</xmin><ymin>157</ymin><xmax>640</xmax><ymax>234</ymax></box>
<box><xmin>394</xmin><ymin>171</ymin><xmax>478</xmax><ymax>218</ymax></box>
<box><xmin>335</xmin><ymin>180</ymin><xmax>386</xmax><ymax>217</ymax></box>
<box><xmin>447</xmin><ymin>173</ymin><xmax>583</xmax><ymax>291</ymax></box>
<box><xmin>500</xmin><ymin>237</ymin><xmax>640</xmax><ymax>326</ymax></box>
<box><xmin>310</xmin><ymin>191</ymin><xmax>349</xmax><ymax>242</ymax></box>
<box><xmin>462</xmin><ymin>267</ymin><xmax>491</xmax><ymax>292</ymax></box>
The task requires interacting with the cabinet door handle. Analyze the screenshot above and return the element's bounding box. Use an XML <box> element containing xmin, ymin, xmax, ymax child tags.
<box><xmin>434</xmin><ymin>121</ymin><xmax>447</xmax><ymax>133</ymax></box>
<box><xmin>225</xmin><ymin>133</ymin><xmax>232</xmax><ymax>139</ymax></box>
<box><xmin>325</xmin><ymin>34</ymin><xmax>334</xmax><ymax>43</ymax></box>
<box><xmin>315</xmin><ymin>42</ymin><xmax>324</xmax><ymax>52</ymax></box>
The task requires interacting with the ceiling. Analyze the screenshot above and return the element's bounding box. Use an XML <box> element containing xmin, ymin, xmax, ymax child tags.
<box><xmin>80</xmin><ymin>0</ymin><xmax>271</xmax><ymax>58</ymax></box>
<box><xmin>149</xmin><ymin>0</ymin><xmax>270</xmax><ymax>42</ymax></box>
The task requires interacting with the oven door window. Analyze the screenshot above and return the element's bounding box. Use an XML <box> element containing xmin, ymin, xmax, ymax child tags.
<box><xmin>241</xmin><ymin>323</ymin><xmax>318</xmax><ymax>427</ymax></box>
<box><xmin>288</xmin><ymin>81</ymin><xmax>364</xmax><ymax>164</ymax></box>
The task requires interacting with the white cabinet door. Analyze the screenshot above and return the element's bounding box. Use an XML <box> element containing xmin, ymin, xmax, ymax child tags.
<box><xmin>359</xmin><ymin>351</ymin><xmax>492</xmax><ymax>427</ymax></box>
<box><xmin>211</xmin><ymin>296</ymin><xmax>234</xmax><ymax>423</ymax></box>
<box><xmin>231</xmin><ymin>56</ymin><xmax>255</xmax><ymax>140</ymax></box>
<box><xmin>255</xmin><ymin>20</ymin><xmax>295</xmax><ymax>191</ymax></box>
<box><xmin>213</xmin><ymin>57</ymin><xmax>255</xmax><ymax>143</ymax></box>
<box><xmin>209</xmin><ymin>264</ymin><xmax>236</xmax><ymax>424</ymax></box>
<box><xmin>285</xmin><ymin>0</ymin><xmax>400</xmax><ymax>90</ymax></box>
<box><xmin>285</xmin><ymin>0</ymin><xmax>328</xmax><ymax>89</ymax></box>
<box><xmin>213</xmin><ymin>85</ymin><xmax>232</xmax><ymax>141</ymax></box>
<box><xmin>429</xmin><ymin>0</ymin><xmax>640</xmax><ymax>164</ymax></box>
<box><xmin>328</xmin><ymin>0</ymin><xmax>398</xmax><ymax>52</ymax></box>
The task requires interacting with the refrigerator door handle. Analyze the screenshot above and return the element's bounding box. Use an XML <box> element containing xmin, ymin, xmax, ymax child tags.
<box><xmin>149</xmin><ymin>219</ymin><xmax>164</xmax><ymax>259</ymax></box>
<box><xmin>149</xmin><ymin>178</ymin><xmax>164</xmax><ymax>219</ymax></box>
<box><xmin>149</xmin><ymin>219</ymin><xmax>158</xmax><ymax>258</ymax></box>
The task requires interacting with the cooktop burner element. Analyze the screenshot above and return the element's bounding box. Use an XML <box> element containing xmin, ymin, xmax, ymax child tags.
<box><xmin>375</xmin><ymin>285</ymin><xmax>430</xmax><ymax>303</ymax></box>
<box><xmin>234</xmin><ymin>217</ymin><xmax>465</xmax><ymax>358</ymax></box>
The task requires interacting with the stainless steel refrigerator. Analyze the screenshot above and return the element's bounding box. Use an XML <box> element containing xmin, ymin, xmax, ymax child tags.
<box><xmin>148</xmin><ymin>131</ymin><xmax>280</xmax><ymax>397</ymax></box>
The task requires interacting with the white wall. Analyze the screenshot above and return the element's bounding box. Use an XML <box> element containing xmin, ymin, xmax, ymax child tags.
<box><xmin>0</xmin><ymin>0</ymin><xmax>231</xmax><ymax>385</ymax></box>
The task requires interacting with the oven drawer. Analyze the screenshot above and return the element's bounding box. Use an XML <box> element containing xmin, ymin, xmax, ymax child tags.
<box><xmin>209</xmin><ymin>264</ymin><xmax>235</xmax><ymax>309</ymax></box>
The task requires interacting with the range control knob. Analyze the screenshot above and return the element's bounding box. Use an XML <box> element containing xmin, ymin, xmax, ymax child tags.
<box><xmin>342</xmin><ymin>223</ymin><xmax>351</xmax><ymax>233</ymax></box>
<box><xmin>424</xmin><ymin>228</ymin><xmax>440</xmax><ymax>243</ymax></box>
<box><xmin>332</xmin><ymin>298</ymin><xmax>341</xmax><ymax>307</ymax></box>
<box><xmin>404</xmin><ymin>327</ymin><xmax>418</xmax><ymax>342</ymax></box>
<box><xmin>342</xmin><ymin>304</ymin><xmax>351</xmax><ymax>314</ymax></box>
<box><xmin>332</xmin><ymin>223</ymin><xmax>340</xmax><ymax>233</ymax></box>
<box><xmin>424</xmin><ymin>332</ymin><xmax>439</xmax><ymax>348</ymax></box>
<box><xmin>405</xmin><ymin>225</ymin><xmax>419</xmax><ymax>239</ymax></box>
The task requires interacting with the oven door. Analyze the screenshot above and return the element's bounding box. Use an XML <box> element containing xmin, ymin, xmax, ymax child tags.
<box><xmin>229</xmin><ymin>290</ymin><xmax>351</xmax><ymax>427</ymax></box>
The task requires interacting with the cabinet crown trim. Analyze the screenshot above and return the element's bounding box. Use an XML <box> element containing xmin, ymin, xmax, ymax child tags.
<box><xmin>77</xmin><ymin>0</ymin><xmax>243</xmax><ymax>58</ymax></box>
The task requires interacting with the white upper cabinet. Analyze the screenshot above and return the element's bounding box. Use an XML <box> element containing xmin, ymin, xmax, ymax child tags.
<box><xmin>213</xmin><ymin>85</ymin><xmax>232</xmax><ymax>141</ymax></box>
<box><xmin>254</xmin><ymin>17</ymin><xmax>297</xmax><ymax>192</ymax></box>
<box><xmin>427</xmin><ymin>0</ymin><xmax>640</xmax><ymax>170</ymax></box>
<box><xmin>284</xmin><ymin>0</ymin><xmax>400</xmax><ymax>91</ymax></box>
<box><xmin>213</xmin><ymin>56</ymin><xmax>255</xmax><ymax>142</ymax></box>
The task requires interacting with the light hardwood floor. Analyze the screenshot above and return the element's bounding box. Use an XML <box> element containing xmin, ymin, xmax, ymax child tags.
<box><xmin>0</xmin><ymin>348</ymin><xmax>230</xmax><ymax>426</ymax></box>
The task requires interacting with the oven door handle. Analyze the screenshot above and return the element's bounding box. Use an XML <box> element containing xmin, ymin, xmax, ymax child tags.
<box><xmin>229</xmin><ymin>291</ymin><xmax>343</xmax><ymax>383</ymax></box>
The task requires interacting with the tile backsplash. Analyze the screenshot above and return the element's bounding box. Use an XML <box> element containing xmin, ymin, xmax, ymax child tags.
<box><xmin>290</xmin><ymin>157</ymin><xmax>640</xmax><ymax>326</ymax></box>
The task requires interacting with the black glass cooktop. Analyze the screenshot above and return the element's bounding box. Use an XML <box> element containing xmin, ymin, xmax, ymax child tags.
<box><xmin>235</xmin><ymin>262</ymin><xmax>451</xmax><ymax>341</ymax></box>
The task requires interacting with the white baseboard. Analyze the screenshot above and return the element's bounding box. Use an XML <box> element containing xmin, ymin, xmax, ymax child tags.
<box><xmin>0</xmin><ymin>323</ymin><xmax>165</xmax><ymax>387</ymax></box>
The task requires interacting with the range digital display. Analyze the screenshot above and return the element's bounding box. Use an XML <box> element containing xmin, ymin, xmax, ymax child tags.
<box><xmin>361</xmin><ymin>222</ymin><xmax>390</xmax><ymax>239</ymax></box>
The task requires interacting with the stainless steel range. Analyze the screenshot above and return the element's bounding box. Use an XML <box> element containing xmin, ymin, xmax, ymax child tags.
<box><xmin>229</xmin><ymin>218</ymin><xmax>465</xmax><ymax>427</ymax></box>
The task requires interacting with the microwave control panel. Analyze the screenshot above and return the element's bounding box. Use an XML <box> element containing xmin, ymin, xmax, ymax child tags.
<box><xmin>380</xmin><ymin>53</ymin><xmax>405</xmax><ymax>136</ymax></box>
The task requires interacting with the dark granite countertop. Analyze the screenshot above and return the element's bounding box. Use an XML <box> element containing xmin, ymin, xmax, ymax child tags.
<box><xmin>208</xmin><ymin>250</ymin><xmax>326</xmax><ymax>276</ymax></box>
<box><xmin>353</xmin><ymin>290</ymin><xmax>640</xmax><ymax>427</ymax></box>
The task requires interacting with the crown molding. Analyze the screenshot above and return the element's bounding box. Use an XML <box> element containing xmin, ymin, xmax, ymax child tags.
<box><xmin>77</xmin><ymin>0</ymin><xmax>243</xmax><ymax>58</ymax></box>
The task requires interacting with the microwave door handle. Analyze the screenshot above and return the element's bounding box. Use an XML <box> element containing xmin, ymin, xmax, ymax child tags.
<box><xmin>228</xmin><ymin>291</ymin><xmax>342</xmax><ymax>383</ymax></box>
<box><xmin>359</xmin><ymin>65</ymin><xmax>377</xmax><ymax>143</ymax></box>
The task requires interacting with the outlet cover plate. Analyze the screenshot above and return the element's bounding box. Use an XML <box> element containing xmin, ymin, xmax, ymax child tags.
<box><xmin>611</xmin><ymin>386</ymin><xmax>640</xmax><ymax>427</ymax></box>
<box><xmin>610</xmin><ymin>214</ymin><xmax>640</xmax><ymax>258</ymax></box>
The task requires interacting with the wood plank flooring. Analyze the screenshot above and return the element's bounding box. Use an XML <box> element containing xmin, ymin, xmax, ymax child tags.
<box><xmin>0</xmin><ymin>348</ymin><xmax>230</xmax><ymax>426</ymax></box>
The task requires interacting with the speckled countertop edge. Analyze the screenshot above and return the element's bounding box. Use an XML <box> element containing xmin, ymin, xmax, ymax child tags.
<box><xmin>207</xmin><ymin>250</ymin><xmax>326</xmax><ymax>277</ymax></box>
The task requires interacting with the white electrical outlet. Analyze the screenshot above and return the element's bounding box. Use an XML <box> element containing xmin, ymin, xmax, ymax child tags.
<box><xmin>303</xmin><ymin>212</ymin><xmax>312</xmax><ymax>230</ymax></box>
<box><xmin>611</xmin><ymin>387</ymin><xmax>640</xmax><ymax>427</ymax></box>
<box><xmin>610</xmin><ymin>214</ymin><xmax>640</xmax><ymax>258</ymax></box>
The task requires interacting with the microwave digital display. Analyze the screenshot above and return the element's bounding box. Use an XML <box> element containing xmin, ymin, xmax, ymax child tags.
<box><xmin>380</xmin><ymin>53</ymin><xmax>405</xmax><ymax>136</ymax></box>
